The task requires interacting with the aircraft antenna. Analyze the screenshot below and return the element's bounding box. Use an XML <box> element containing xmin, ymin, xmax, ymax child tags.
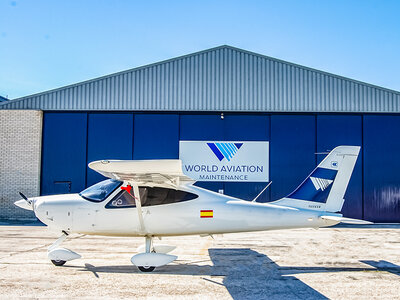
<box><xmin>252</xmin><ymin>181</ymin><xmax>272</xmax><ymax>202</ymax></box>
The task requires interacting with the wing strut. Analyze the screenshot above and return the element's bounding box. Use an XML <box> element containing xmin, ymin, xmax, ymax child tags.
<box><xmin>130</xmin><ymin>183</ymin><xmax>146</xmax><ymax>234</ymax></box>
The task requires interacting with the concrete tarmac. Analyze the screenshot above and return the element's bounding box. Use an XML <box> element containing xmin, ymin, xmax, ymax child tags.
<box><xmin>0</xmin><ymin>225</ymin><xmax>399</xmax><ymax>299</ymax></box>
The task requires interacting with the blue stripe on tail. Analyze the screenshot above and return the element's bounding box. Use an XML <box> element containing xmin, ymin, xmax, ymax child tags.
<box><xmin>287</xmin><ymin>167</ymin><xmax>338</xmax><ymax>203</ymax></box>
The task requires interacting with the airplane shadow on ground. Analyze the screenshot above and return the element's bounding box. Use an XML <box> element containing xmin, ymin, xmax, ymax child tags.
<box><xmin>68</xmin><ymin>249</ymin><xmax>400</xmax><ymax>300</ymax></box>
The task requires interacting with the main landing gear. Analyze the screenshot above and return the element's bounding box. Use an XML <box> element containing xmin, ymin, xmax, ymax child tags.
<box><xmin>138</xmin><ymin>266</ymin><xmax>156</xmax><ymax>272</ymax></box>
<box><xmin>131</xmin><ymin>236</ymin><xmax>177</xmax><ymax>272</ymax></box>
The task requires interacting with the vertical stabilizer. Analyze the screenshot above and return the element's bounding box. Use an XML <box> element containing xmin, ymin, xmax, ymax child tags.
<box><xmin>272</xmin><ymin>146</ymin><xmax>360</xmax><ymax>212</ymax></box>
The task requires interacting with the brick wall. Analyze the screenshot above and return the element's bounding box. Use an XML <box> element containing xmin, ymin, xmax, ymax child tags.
<box><xmin>0</xmin><ymin>110</ymin><xmax>42</xmax><ymax>220</ymax></box>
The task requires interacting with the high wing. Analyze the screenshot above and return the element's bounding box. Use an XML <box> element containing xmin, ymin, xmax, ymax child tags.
<box><xmin>88</xmin><ymin>159</ymin><xmax>195</xmax><ymax>188</ymax></box>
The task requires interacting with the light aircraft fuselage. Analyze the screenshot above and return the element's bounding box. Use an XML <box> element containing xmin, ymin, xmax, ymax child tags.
<box><xmin>27</xmin><ymin>184</ymin><xmax>335</xmax><ymax>237</ymax></box>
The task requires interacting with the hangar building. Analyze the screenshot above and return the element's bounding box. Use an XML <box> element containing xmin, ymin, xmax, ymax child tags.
<box><xmin>1</xmin><ymin>45</ymin><xmax>399</xmax><ymax>222</ymax></box>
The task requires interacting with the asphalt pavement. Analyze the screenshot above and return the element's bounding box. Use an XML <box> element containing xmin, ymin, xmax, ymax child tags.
<box><xmin>0</xmin><ymin>226</ymin><xmax>399</xmax><ymax>299</ymax></box>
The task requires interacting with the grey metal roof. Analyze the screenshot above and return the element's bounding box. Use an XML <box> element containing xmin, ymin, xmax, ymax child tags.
<box><xmin>0</xmin><ymin>95</ymin><xmax>8</xmax><ymax>102</ymax></box>
<box><xmin>1</xmin><ymin>45</ymin><xmax>399</xmax><ymax>112</ymax></box>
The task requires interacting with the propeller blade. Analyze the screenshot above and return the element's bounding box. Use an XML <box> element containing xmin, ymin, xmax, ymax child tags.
<box><xmin>19</xmin><ymin>192</ymin><xmax>32</xmax><ymax>205</ymax></box>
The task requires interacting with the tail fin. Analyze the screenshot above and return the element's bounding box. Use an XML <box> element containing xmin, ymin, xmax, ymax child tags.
<box><xmin>273</xmin><ymin>146</ymin><xmax>360</xmax><ymax>212</ymax></box>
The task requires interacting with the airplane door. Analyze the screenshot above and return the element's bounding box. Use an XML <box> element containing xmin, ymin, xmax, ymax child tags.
<box><xmin>90</xmin><ymin>188</ymin><xmax>146</xmax><ymax>235</ymax></box>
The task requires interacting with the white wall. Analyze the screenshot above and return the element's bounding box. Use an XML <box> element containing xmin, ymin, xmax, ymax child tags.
<box><xmin>0</xmin><ymin>110</ymin><xmax>42</xmax><ymax>220</ymax></box>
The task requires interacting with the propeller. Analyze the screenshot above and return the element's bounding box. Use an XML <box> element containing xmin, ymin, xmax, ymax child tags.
<box><xmin>19</xmin><ymin>192</ymin><xmax>32</xmax><ymax>205</ymax></box>
<box><xmin>15</xmin><ymin>192</ymin><xmax>35</xmax><ymax>211</ymax></box>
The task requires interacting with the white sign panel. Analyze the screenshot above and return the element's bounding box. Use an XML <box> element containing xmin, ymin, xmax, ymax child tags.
<box><xmin>179</xmin><ymin>141</ymin><xmax>269</xmax><ymax>182</ymax></box>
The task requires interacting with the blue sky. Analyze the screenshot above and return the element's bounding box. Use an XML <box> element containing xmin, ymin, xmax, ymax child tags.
<box><xmin>1</xmin><ymin>0</ymin><xmax>399</xmax><ymax>99</ymax></box>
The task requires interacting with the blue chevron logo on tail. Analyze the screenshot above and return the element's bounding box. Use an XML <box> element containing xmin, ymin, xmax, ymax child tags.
<box><xmin>207</xmin><ymin>142</ymin><xmax>243</xmax><ymax>161</ymax></box>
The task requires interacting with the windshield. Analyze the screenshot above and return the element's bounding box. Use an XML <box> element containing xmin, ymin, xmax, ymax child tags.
<box><xmin>79</xmin><ymin>179</ymin><xmax>122</xmax><ymax>202</ymax></box>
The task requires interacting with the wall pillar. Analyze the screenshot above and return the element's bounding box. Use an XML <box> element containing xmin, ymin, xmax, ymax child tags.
<box><xmin>0</xmin><ymin>110</ymin><xmax>42</xmax><ymax>220</ymax></box>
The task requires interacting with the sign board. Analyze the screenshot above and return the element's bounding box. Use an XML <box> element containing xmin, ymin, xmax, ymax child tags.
<box><xmin>179</xmin><ymin>141</ymin><xmax>269</xmax><ymax>182</ymax></box>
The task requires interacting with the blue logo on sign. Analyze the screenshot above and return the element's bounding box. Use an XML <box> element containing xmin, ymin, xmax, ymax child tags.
<box><xmin>207</xmin><ymin>142</ymin><xmax>243</xmax><ymax>161</ymax></box>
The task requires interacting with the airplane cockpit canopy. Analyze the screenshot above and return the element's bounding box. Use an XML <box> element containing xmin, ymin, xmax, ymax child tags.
<box><xmin>79</xmin><ymin>179</ymin><xmax>199</xmax><ymax>207</ymax></box>
<box><xmin>105</xmin><ymin>187</ymin><xmax>199</xmax><ymax>209</ymax></box>
<box><xmin>79</xmin><ymin>179</ymin><xmax>122</xmax><ymax>202</ymax></box>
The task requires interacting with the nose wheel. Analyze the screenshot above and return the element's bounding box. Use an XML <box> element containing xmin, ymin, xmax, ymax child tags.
<box><xmin>51</xmin><ymin>259</ymin><xmax>66</xmax><ymax>266</ymax></box>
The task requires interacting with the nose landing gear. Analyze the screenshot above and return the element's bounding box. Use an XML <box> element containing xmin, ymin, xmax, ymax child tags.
<box><xmin>48</xmin><ymin>231</ymin><xmax>81</xmax><ymax>266</ymax></box>
<box><xmin>51</xmin><ymin>259</ymin><xmax>67</xmax><ymax>266</ymax></box>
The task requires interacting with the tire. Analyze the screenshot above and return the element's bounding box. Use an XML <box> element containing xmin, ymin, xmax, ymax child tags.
<box><xmin>138</xmin><ymin>266</ymin><xmax>155</xmax><ymax>272</ymax></box>
<box><xmin>51</xmin><ymin>259</ymin><xmax>66</xmax><ymax>266</ymax></box>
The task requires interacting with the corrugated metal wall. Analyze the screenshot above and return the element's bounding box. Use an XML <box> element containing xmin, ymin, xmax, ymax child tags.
<box><xmin>1</xmin><ymin>46</ymin><xmax>400</xmax><ymax>112</ymax></box>
<box><xmin>40</xmin><ymin>111</ymin><xmax>400</xmax><ymax>223</ymax></box>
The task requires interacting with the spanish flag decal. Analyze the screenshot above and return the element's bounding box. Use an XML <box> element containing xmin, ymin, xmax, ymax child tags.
<box><xmin>200</xmin><ymin>210</ymin><xmax>213</xmax><ymax>218</ymax></box>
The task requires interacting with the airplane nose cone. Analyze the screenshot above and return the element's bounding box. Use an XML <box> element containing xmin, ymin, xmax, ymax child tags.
<box><xmin>14</xmin><ymin>199</ymin><xmax>33</xmax><ymax>211</ymax></box>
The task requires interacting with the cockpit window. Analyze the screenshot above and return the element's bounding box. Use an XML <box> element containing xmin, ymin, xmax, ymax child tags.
<box><xmin>105</xmin><ymin>190</ymin><xmax>137</xmax><ymax>208</ymax></box>
<box><xmin>142</xmin><ymin>187</ymin><xmax>198</xmax><ymax>206</ymax></box>
<box><xmin>79</xmin><ymin>179</ymin><xmax>122</xmax><ymax>202</ymax></box>
<box><xmin>105</xmin><ymin>186</ymin><xmax>198</xmax><ymax>209</ymax></box>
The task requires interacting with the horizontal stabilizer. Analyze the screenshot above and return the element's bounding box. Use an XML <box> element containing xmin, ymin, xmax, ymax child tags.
<box><xmin>320</xmin><ymin>215</ymin><xmax>373</xmax><ymax>225</ymax></box>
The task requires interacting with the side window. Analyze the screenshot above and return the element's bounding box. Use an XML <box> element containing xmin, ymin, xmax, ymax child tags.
<box><xmin>142</xmin><ymin>187</ymin><xmax>198</xmax><ymax>206</ymax></box>
<box><xmin>105</xmin><ymin>186</ymin><xmax>198</xmax><ymax>209</ymax></box>
<box><xmin>105</xmin><ymin>190</ymin><xmax>136</xmax><ymax>209</ymax></box>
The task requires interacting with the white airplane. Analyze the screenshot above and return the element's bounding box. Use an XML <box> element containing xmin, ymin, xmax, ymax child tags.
<box><xmin>15</xmin><ymin>145</ymin><xmax>371</xmax><ymax>272</ymax></box>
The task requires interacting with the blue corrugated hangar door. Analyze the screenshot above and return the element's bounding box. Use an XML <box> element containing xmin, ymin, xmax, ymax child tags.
<box><xmin>133</xmin><ymin>114</ymin><xmax>179</xmax><ymax>159</ymax></box>
<box><xmin>41</xmin><ymin>113</ymin><xmax>87</xmax><ymax>195</ymax></box>
<box><xmin>270</xmin><ymin>115</ymin><xmax>316</xmax><ymax>201</ymax></box>
<box><xmin>180</xmin><ymin>114</ymin><xmax>224</xmax><ymax>192</ymax></box>
<box><xmin>223</xmin><ymin>115</ymin><xmax>270</xmax><ymax>202</ymax></box>
<box><xmin>86</xmin><ymin>113</ymin><xmax>133</xmax><ymax>187</ymax></box>
<box><xmin>364</xmin><ymin>115</ymin><xmax>400</xmax><ymax>222</ymax></box>
<box><xmin>317</xmin><ymin>115</ymin><xmax>362</xmax><ymax>219</ymax></box>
